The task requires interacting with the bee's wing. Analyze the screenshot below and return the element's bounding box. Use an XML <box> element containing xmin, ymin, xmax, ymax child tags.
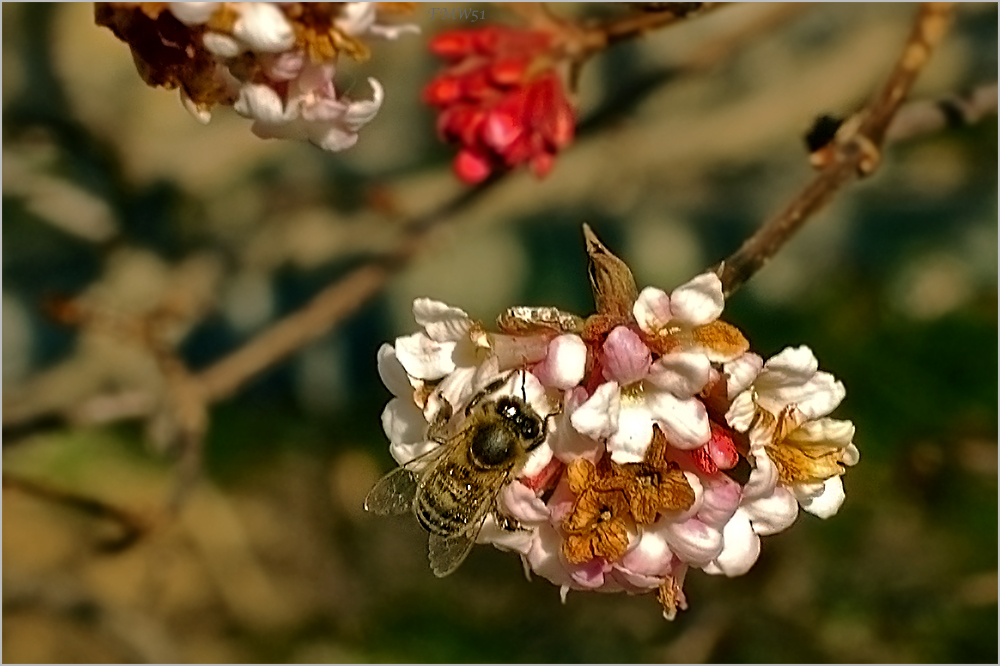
<box><xmin>364</xmin><ymin>446</ymin><xmax>447</xmax><ymax>516</ymax></box>
<box><xmin>425</xmin><ymin>466</ymin><xmax>510</xmax><ymax>577</ymax></box>
<box><xmin>428</xmin><ymin>531</ymin><xmax>479</xmax><ymax>578</ymax></box>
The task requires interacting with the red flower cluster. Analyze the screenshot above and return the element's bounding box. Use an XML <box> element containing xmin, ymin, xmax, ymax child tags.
<box><xmin>423</xmin><ymin>26</ymin><xmax>576</xmax><ymax>184</ymax></box>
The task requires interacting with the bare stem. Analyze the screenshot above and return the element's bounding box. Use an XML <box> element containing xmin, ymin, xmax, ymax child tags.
<box><xmin>716</xmin><ymin>3</ymin><xmax>957</xmax><ymax>298</ymax></box>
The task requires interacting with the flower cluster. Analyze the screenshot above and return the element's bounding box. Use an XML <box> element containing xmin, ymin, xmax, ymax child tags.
<box><xmin>375</xmin><ymin>228</ymin><xmax>858</xmax><ymax>619</ymax></box>
<box><xmin>423</xmin><ymin>26</ymin><xmax>576</xmax><ymax>184</ymax></box>
<box><xmin>95</xmin><ymin>2</ymin><xmax>418</xmax><ymax>151</ymax></box>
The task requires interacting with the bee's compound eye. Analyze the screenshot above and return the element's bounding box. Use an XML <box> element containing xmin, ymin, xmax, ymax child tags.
<box><xmin>518</xmin><ymin>417</ymin><xmax>539</xmax><ymax>440</ymax></box>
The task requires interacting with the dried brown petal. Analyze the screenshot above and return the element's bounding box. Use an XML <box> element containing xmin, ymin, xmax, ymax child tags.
<box><xmin>566</xmin><ymin>458</ymin><xmax>596</xmax><ymax>495</ymax></box>
<box><xmin>496</xmin><ymin>306</ymin><xmax>584</xmax><ymax>335</ymax></box>
<box><xmin>583</xmin><ymin>224</ymin><xmax>637</xmax><ymax>322</ymax></box>
<box><xmin>656</xmin><ymin>572</ymin><xmax>688</xmax><ymax>621</ymax></box>
<box><xmin>690</xmin><ymin>320</ymin><xmax>749</xmax><ymax>362</ymax></box>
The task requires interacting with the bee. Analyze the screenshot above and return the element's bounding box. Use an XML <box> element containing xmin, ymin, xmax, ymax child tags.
<box><xmin>364</xmin><ymin>372</ymin><xmax>548</xmax><ymax>577</ymax></box>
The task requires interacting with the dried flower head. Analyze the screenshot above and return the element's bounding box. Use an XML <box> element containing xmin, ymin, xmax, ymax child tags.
<box><xmin>96</xmin><ymin>2</ymin><xmax>418</xmax><ymax>150</ymax></box>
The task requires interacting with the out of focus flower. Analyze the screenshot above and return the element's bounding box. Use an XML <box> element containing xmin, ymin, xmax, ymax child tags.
<box><xmin>95</xmin><ymin>2</ymin><xmax>418</xmax><ymax>151</ymax></box>
<box><xmin>369</xmin><ymin>226</ymin><xmax>858</xmax><ymax>620</ymax></box>
<box><xmin>423</xmin><ymin>25</ymin><xmax>575</xmax><ymax>184</ymax></box>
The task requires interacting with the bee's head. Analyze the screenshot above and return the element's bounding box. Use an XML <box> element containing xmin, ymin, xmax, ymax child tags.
<box><xmin>495</xmin><ymin>397</ymin><xmax>542</xmax><ymax>445</ymax></box>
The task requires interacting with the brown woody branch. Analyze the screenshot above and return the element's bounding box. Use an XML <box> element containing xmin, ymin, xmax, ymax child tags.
<box><xmin>716</xmin><ymin>3</ymin><xmax>958</xmax><ymax>298</ymax></box>
<box><xmin>3</xmin><ymin>472</ymin><xmax>150</xmax><ymax>552</ymax></box>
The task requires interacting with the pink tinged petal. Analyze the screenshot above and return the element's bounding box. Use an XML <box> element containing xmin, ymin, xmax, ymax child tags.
<box><xmin>233</xmin><ymin>2</ymin><xmax>295</xmax><ymax>52</ymax></box>
<box><xmin>608</xmin><ymin>398</ymin><xmax>655</xmax><ymax>464</ymax></box>
<box><xmin>545</xmin><ymin>476</ymin><xmax>577</xmax><ymax>524</ymax></box>
<box><xmin>570</xmin><ymin>381</ymin><xmax>620</xmax><ymax>441</ymax></box>
<box><xmin>705</xmin><ymin>510</ymin><xmax>760</xmax><ymax>577</ymax></box>
<box><xmin>532</xmin><ymin>334</ymin><xmax>587</xmax><ymax>390</ymax></box>
<box><xmin>234</xmin><ymin>83</ymin><xmax>290</xmax><ymax>124</ymax></box>
<box><xmin>725</xmin><ymin>352</ymin><xmax>763</xmax><ymax>400</ymax></box>
<box><xmin>389</xmin><ymin>439</ymin><xmax>437</xmax><ymax>467</ymax></box>
<box><xmin>647</xmin><ymin>391</ymin><xmax>710</xmax><ymax>450</ymax></box>
<box><xmin>500</xmin><ymin>482</ymin><xmax>550</xmax><ymax>524</ymax></box>
<box><xmin>169</xmin><ymin>2</ymin><xmax>219</xmax><ymax>25</ymax></box>
<box><xmin>381</xmin><ymin>397</ymin><xmax>427</xmax><ymax>446</ymax></box>
<box><xmin>743</xmin><ymin>485</ymin><xmax>798</xmax><ymax>535</ymax></box>
<box><xmin>696</xmin><ymin>475</ymin><xmax>742</xmax><ymax>529</ymax></box>
<box><xmin>633</xmin><ymin>286</ymin><xmax>672</xmax><ymax>335</ymax></box>
<box><xmin>601</xmin><ymin>326</ymin><xmax>651</xmax><ymax>386</ymax></box>
<box><xmin>377</xmin><ymin>344</ymin><xmax>414</xmax><ymax>398</ymax></box>
<box><xmin>619</xmin><ymin>529</ymin><xmax>674</xmax><ymax>577</ymax></box>
<box><xmin>794</xmin><ymin>476</ymin><xmax>847</xmax><ymax>518</ymax></box>
<box><xmin>394</xmin><ymin>332</ymin><xmax>457</xmax><ymax>380</ymax></box>
<box><xmin>491</xmin><ymin>334</ymin><xmax>550</xmax><ymax>374</ymax></box>
<box><xmin>476</xmin><ymin>514</ymin><xmax>533</xmax><ymax>553</ymax></box>
<box><xmin>742</xmin><ymin>447</ymin><xmax>779</xmax><ymax>501</ymax></box>
<box><xmin>260</xmin><ymin>51</ymin><xmax>305</xmax><ymax>81</ymax></box>
<box><xmin>569</xmin><ymin>558</ymin><xmax>611</xmax><ymax>589</ymax></box>
<box><xmin>661</xmin><ymin>517</ymin><xmax>724</xmax><ymax>567</ymax></box>
<box><xmin>707</xmin><ymin>423</ymin><xmax>739</xmax><ymax>470</ymax></box>
<box><xmin>202</xmin><ymin>31</ymin><xmax>242</xmax><ymax>58</ymax></box>
<box><xmin>647</xmin><ymin>351</ymin><xmax>711</xmax><ymax>398</ymax></box>
<box><xmin>526</xmin><ymin>523</ymin><xmax>574</xmax><ymax>588</ymax></box>
<box><xmin>550</xmin><ymin>388</ymin><xmax>604</xmax><ymax>463</ymax></box>
<box><xmin>342</xmin><ymin>78</ymin><xmax>385</xmax><ymax>131</ymax></box>
<box><xmin>669</xmin><ymin>272</ymin><xmax>725</xmax><ymax>326</ymax></box>
<box><xmin>412</xmin><ymin>298</ymin><xmax>471</xmax><ymax>342</ymax></box>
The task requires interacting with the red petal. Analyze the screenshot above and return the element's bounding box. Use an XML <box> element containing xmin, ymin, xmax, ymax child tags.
<box><xmin>454</xmin><ymin>148</ymin><xmax>493</xmax><ymax>184</ymax></box>
<box><xmin>422</xmin><ymin>76</ymin><xmax>463</xmax><ymax>106</ymax></box>
<box><xmin>429</xmin><ymin>30</ymin><xmax>477</xmax><ymax>58</ymax></box>
<box><xmin>489</xmin><ymin>57</ymin><xmax>529</xmax><ymax>86</ymax></box>
<box><xmin>482</xmin><ymin>108</ymin><xmax>523</xmax><ymax>152</ymax></box>
<box><xmin>707</xmin><ymin>422</ymin><xmax>739</xmax><ymax>471</ymax></box>
<box><xmin>531</xmin><ymin>151</ymin><xmax>555</xmax><ymax>178</ymax></box>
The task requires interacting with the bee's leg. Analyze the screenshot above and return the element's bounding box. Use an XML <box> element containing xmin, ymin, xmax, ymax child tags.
<box><xmin>427</xmin><ymin>398</ymin><xmax>453</xmax><ymax>442</ymax></box>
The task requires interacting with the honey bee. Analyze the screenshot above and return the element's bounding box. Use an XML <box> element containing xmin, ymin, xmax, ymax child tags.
<box><xmin>364</xmin><ymin>372</ymin><xmax>549</xmax><ymax>577</ymax></box>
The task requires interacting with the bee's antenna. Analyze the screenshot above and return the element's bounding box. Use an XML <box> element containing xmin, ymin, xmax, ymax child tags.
<box><xmin>520</xmin><ymin>369</ymin><xmax>528</xmax><ymax>403</ymax></box>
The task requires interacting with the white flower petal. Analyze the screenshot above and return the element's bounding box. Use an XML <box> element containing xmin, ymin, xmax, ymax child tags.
<box><xmin>725</xmin><ymin>390</ymin><xmax>757</xmax><ymax>433</ymax></box>
<box><xmin>762</xmin><ymin>371</ymin><xmax>846</xmax><ymax>421</ymax></box>
<box><xmin>527</xmin><ymin>523</ymin><xmax>574</xmax><ymax>588</ymax></box>
<box><xmin>369</xmin><ymin>22</ymin><xmax>421</xmax><ymax>40</ymax></box>
<box><xmin>376</xmin><ymin>344</ymin><xmax>414</xmax><ymax>398</ymax></box>
<box><xmin>179</xmin><ymin>89</ymin><xmax>212</xmax><ymax>124</ymax></box>
<box><xmin>647</xmin><ymin>351</ymin><xmax>711</xmax><ymax>398</ymax></box>
<box><xmin>669</xmin><ymin>272</ymin><xmax>724</xmax><ymax>326</ymax></box>
<box><xmin>533</xmin><ymin>334</ymin><xmax>587</xmax><ymax>390</ymax></box>
<box><xmin>234</xmin><ymin>83</ymin><xmax>291</xmax><ymax>124</ymax></box>
<box><xmin>335</xmin><ymin>2</ymin><xmax>376</xmax><ymax>35</ymax></box>
<box><xmin>742</xmin><ymin>485</ymin><xmax>798</xmax><ymax>535</ymax></box>
<box><xmin>169</xmin><ymin>2</ymin><xmax>219</xmax><ymax>25</ymax></box>
<box><xmin>608</xmin><ymin>398</ymin><xmax>655</xmax><ymax>463</ymax></box>
<box><xmin>632</xmin><ymin>286</ymin><xmax>672</xmax><ymax>335</ymax></box>
<box><xmin>661</xmin><ymin>517</ymin><xmax>724</xmax><ymax>567</ymax></box>
<box><xmin>520</xmin><ymin>441</ymin><xmax>554</xmax><ymax>479</ymax></box>
<box><xmin>706</xmin><ymin>510</ymin><xmax>760</xmax><ymax>577</ymax></box>
<box><xmin>742</xmin><ymin>447</ymin><xmax>779</xmax><ymax>501</ymax></box>
<box><xmin>342</xmin><ymin>78</ymin><xmax>384</xmax><ymax>131</ymax></box>
<box><xmin>312</xmin><ymin>127</ymin><xmax>359</xmax><ymax>152</ymax></box>
<box><xmin>381</xmin><ymin>397</ymin><xmax>426</xmax><ymax>447</ymax></box>
<box><xmin>389</xmin><ymin>439</ymin><xmax>437</xmax><ymax>467</ymax></box>
<box><xmin>794</xmin><ymin>476</ymin><xmax>847</xmax><ymax>518</ymax></box>
<box><xmin>842</xmin><ymin>443</ymin><xmax>860</xmax><ymax>467</ymax></box>
<box><xmin>787</xmin><ymin>417</ymin><xmax>855</xmax><ymax>449</ymax></box>
<box><xmin>570</xmin><ymin>382</ymin><xmax>620</xmax><ymax>441</ymax></box>
<box><xmin>394</xmin><ymin>332</ymin><xmax>457</xmax><ymax>380</ymax></box>
<box><xmin>412</xmin><ymin>298</ymin><xmax>471</xmax><ymax>342</ymax></box>
<box><xmin>550</xmin><ymin>389</ymin><xmax>603</xmax><ymax>462</ymax></box>
<box><xmin>760</xmin><ymin>345</ymin><xmax>819</xmax><ymax>384</ymax></box>
<box><xmin>724</xmin><ymin>352</ymin><xmax>763</xmax><ymax>400</ymax></box>
<box><xmin>233</xmin><ymin>2</ymin><xmax>295</xmax><ymax>52</ymax></box>
<box><xmin>646</xmin><ymin>391</ymin><xmax>710</xmax><ymax>450</ymax></box>
<box><xmin>202</xmin><ymin>31</ymin><xmax>243</xmax><ymax>58</ymax></box>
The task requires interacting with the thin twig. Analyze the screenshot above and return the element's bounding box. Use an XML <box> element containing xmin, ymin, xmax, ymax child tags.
<box><xmin>886</xmin><ymin>80</ymin><xmax>998</xmax><ymax>142</ymax></box>
<box><xmin>2</xmin><ymin>472</ymin><xmax>150</xmax><ymax>552</ymax></box>
<box><xmin>716</xmin><ymin>3</ymin><xmax>957</xmax><ymax>298</ymax></box>
<box><xmin>595</xmin><ymin>3</ymin><xmax>729</xmax><ymax>48</ymax></box>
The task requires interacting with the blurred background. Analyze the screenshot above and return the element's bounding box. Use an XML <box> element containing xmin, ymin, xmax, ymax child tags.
<box><xmin>2</xmin><ymin>3</ymin><xmax>997</xmax><ymax>662</ymax></box>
